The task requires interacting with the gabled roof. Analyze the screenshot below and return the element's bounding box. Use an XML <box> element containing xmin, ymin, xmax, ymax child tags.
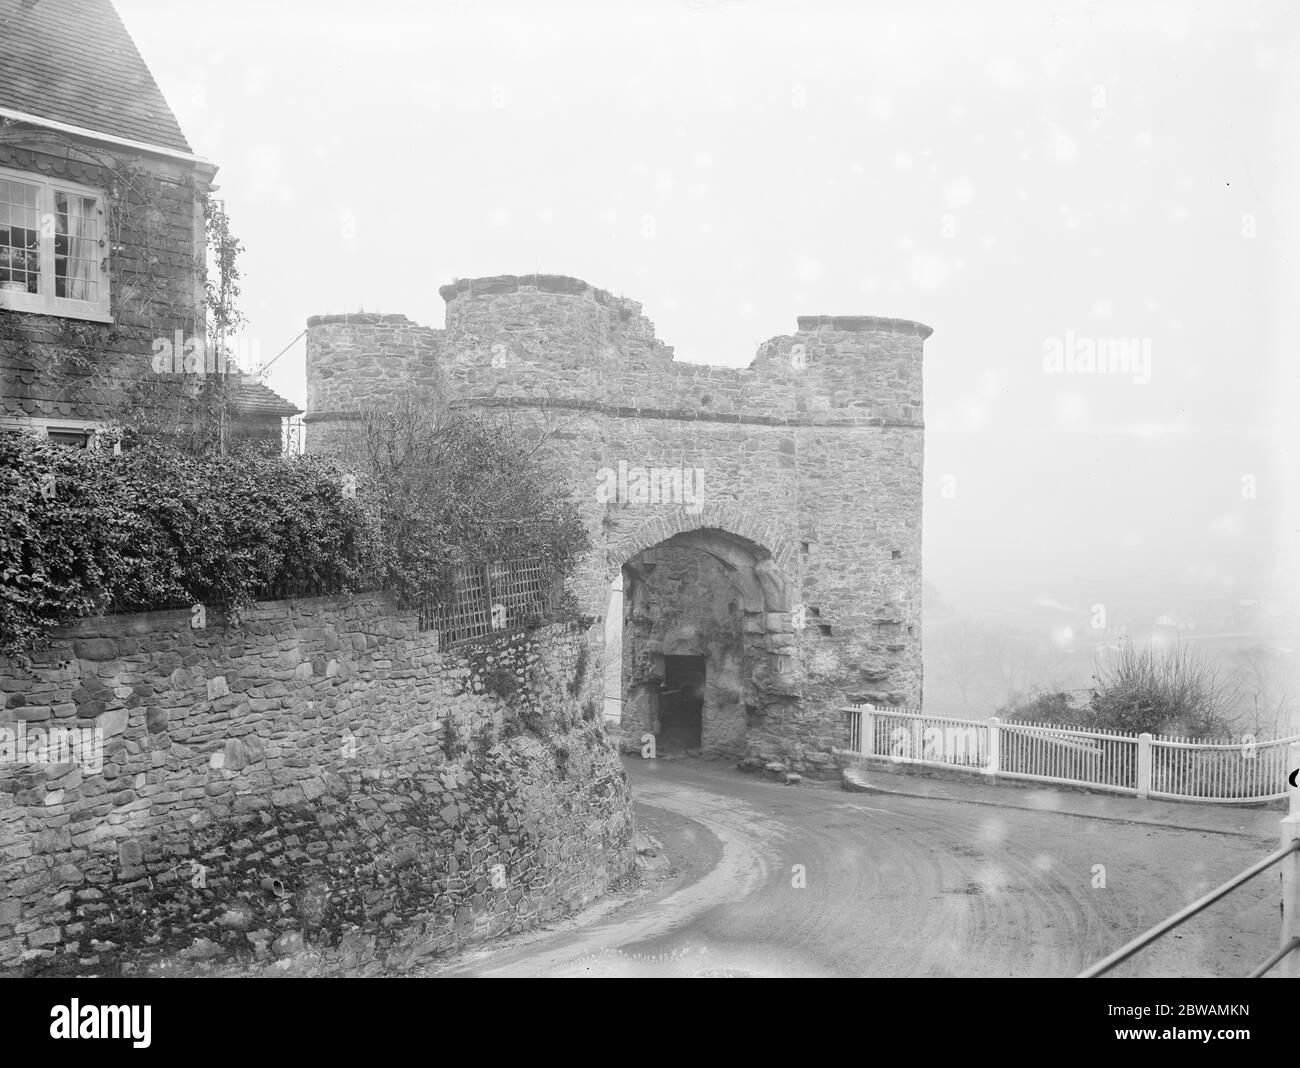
<box><xmin>0</xmin><ymin>0</ymin><xmax>192</xmax><ymax>154</ymax></box>
<box><xmin>228</xmin><ymin>373</ymin><xmax>302</xmax><ymax>418</ymax></box>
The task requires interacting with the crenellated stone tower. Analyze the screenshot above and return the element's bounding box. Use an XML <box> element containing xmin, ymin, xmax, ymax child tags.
<box><xmin>305</xmin><ymin>274</ymin><xmax>929</xmax><ymax>774</ymax></box>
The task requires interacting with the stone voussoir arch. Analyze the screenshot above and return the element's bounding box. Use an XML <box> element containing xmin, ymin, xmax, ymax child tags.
<box><xmin>604</xmin><ymin>503</ymin><xmax>798</xmax><ymax>586</ymax></box>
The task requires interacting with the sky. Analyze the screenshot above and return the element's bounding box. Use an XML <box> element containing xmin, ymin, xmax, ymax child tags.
<box><xmin>116</xmin><ymin>0</ymin><xmax>1300</xmax><ymax>625</ymax></box>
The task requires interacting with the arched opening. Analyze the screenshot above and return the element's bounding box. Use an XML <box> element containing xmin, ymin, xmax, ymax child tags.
<box><xmin>608</xmin><ymin>525</ymin><xmax>798</xmax><ymax>758</ymax></box>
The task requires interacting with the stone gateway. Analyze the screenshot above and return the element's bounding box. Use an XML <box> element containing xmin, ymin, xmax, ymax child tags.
<box><xmin>305</xmin><ymin>274</ymin><xmax>930</xmax><ymax>774</ymax></box>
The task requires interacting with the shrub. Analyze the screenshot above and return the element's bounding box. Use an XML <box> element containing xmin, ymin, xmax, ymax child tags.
<box><xmin>1</xmin><ymin>433</ymin><xmax>139</xmax><ymax>657</ymax></box>
<box><xmin>2</xmin><ymin>405</ymin><xmax>590</xmax><ymax>662</ymax></box>
<box><xmin>998</xmin><ymin>690</ymin><xmax>1086</xmax><ymax>726</ymax></box>
<box><xmin>0</xmin><ymin>432</ymin><xmax>382</xmax><ymax>661</ymax></box>
<box><xmin>1088</xmin><ymin>641</ymin><xmax>1237</xmax><ymax>739</ymax></box>
<box><xmin>347</xmin><ymin>400</ymin><xmax>589</xmax><ymax>613</ymax></box>
<box><xmin>116</xmin><ymin>442</ymin><xmax>383</xmax><ymax>608</ymax></box>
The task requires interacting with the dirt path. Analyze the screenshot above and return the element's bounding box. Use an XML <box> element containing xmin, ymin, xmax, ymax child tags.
<box><xmin>431</xmin><ymin>757</ymin><xmax>1282</xmax><ymax>977</ymax></box>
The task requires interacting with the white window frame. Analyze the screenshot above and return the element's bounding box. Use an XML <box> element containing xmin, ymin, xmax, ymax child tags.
<box><xmin>0</xmin><ymin>416</ymin><xmax>105</xmax><ymax>448</ymax></box>
<box><xmin>0</xmin><ymin>165</ymin><xmax>111</xmax><ymax>323</ymax></box>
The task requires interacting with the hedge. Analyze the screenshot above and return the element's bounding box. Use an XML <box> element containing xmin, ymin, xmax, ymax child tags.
<box><xmin>0</xmin><ymin>432</ymin><xmax>382</xmax><ymax>661</ymax></box>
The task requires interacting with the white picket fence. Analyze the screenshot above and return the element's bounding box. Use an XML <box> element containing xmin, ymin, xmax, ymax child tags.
<box><xmin>841</xmin><ymin>705</ymin><xmax>1300</xmax><ymax>804</ymax></box>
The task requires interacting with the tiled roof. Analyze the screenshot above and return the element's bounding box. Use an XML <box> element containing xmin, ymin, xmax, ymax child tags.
<box><xmin>0</xmin><ymin>0</ymin><xmax>192</xmax><ymax>154</ymax></box>
<box><xmin>0</xmin><ymin>365</ymin><xmax>301</xmax><ymax>419</ymax></box>
<box><xmin>0</xmin><ymin>363</ymin><xmax>82</xmax><ymax>419</ymax></box>
<box><xmin>228</xmin><ymin>373</ymin><xmax>302</xmax><ymax>418</ymax></box>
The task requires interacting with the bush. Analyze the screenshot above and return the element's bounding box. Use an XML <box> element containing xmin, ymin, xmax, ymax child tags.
<box><xmin>1088</xmin><ymin>641</ymin><xmax>1237</xmax><ymax>739</ymax></box>
<box><xmin>1</xmin><ymin>432</ymin><xmax>139</xmax><ymax>657</ymax></box>
<box><xmin>998</xmin><ymin>690</ymin><xmax>1086</xmax><ymax>726</ymax></box>
<box><xmin>2</xmin><ymin>407</ymin><xmax>590</xmax><ymax>662</ymax></box>
<box><xmin>1001</xmin><ymin>646</ymin><xmax>1239</xmax><ymax>741</ymax></box>
<box><xmin>0</xmin><ymin>432</ymin><xmax>382</xmax><ymax>661</ymax></box>
<box><xmin>347</xmin><ymin>402</ymin><xmax>590</xmax><ymax>612</ymax></box>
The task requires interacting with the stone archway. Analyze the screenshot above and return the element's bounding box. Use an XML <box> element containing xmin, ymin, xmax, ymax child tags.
<box><xmin>603</xmin><ymin>508</ymin><xmax>801</xmax><ymax>758</ymax></box>
<box><xmin>604</xmin><ymin>503</ymin><xmax>799</xmax><ymax>586</ymax></box>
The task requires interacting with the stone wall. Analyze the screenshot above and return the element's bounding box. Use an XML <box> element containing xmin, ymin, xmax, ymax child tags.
<box><xmin>0</xmin><ymin>593</ymin><xmax>633</xmax><ymax>975</ymax></box>
<box><xmin>303</xmin><ymin>312</ymin><xmax>444</xmax><ymax>455</ymax></box>
<box><xmin>304</xmin><ymin>273</ymin><xmax>929</xmax><ymax>772</ymax></box>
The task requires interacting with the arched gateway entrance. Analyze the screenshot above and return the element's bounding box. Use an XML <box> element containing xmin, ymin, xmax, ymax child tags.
<box><xmin>601</xmin><ymin>511</ymin><xmax>800</xmax><ymax>759</ymax></box>
<box><xmin>306</xmin><ymin>273</ymin><xmax>929</xmax><ymax>770</ymax></box>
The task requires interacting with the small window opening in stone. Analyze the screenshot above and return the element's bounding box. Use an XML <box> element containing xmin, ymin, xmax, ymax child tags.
<box><xmin>817</xmin><ymin>624</ymin><xmax>833</xmax><ymax>636</ymax></box>
<box><xmin>806</xmin><ymin>606</ymin><xmax>821</xmax><ymax>617</ymax></box>
<box><xmin>801</xmin><ymin>541</ymin><xmax>811</xmax><ymax>553</ymax></box>
<box><xmin>907</xmin><ymin>626</ymin><xmax>915</xmax><ymax>635</ymax></box>
<box><xmin>891</xmin><ymin>549</ymin><xmax>903</xmax><ymax>559</ymax></box>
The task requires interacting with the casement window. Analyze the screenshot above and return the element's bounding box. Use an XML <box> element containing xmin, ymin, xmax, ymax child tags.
<box><xmin>0</xmin><ymin>167</ymin><xmax>110</xmax><ymax>322</ymax></box>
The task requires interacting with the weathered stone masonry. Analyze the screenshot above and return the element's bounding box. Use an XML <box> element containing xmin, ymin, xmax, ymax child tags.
<box><xmin>0</xmin><ymin>138</ymin><xmax>206</xmax><ymax>426</ymax></box>
<box><xmin>305</xmin><ymin>274</ymin><xmax>930</xmax><ymax>774</ymax></box>
<box><xmin>0</xmin><ymin>593</ymin><xmax>633</xmax><ymax>974</ymax></box>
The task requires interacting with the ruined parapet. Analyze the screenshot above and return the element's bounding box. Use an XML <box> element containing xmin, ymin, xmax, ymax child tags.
<box><xmin>749</xmin><ymin>314</ymin><xmax>931</xmax><ymax>425</ymax></box>
<box><xmin>436</xmin><ymin>273</ymin><xmax>929</xmax><ymax>425</ymax></box>
<box><xmin>306</xmin><ymin>277</ymin><xmax>930</xmax><ymax>430</ymax></box>
<box><xmin>436</xmin><ymin>274</ymin><xmax>672</xmax><ymax>404</ymax></box>
<box><xmin>303</xmin><ymin>312</ymin><xmax>445</xmax><ymax>456</ymax></box>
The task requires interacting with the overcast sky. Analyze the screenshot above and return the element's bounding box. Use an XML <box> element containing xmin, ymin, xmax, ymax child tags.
<box><xmin>117</xmin><ymin>0</ymin><xmax>1300</xmax><ymax>624</ymax></box>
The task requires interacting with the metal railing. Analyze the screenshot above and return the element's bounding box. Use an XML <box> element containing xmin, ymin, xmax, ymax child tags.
<box><xmin>1079</xmin><ymin>748</ymin><xmax>1300</xmax><ymax>977</ymax></box>
<box><xmin>840</xmin><ymin>705</ymin><xmax>1300</xmax><ymax>804</ymax></box>
<box><xmin>1078</xmin><ymin>835</ymin><xmax>1300</xmax><ymax>977</ymax></box>
<box><xmin>420</xmin><ymin>558</ymin><xmax>551</xmax><ymax>645</ymax></box>
<box><xmin>841</xmin><ymin>708</ymin><xmax>1300</xmax><ymax>976</ymax></box>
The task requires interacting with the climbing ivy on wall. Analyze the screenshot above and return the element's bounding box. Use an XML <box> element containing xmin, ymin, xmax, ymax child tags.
<box><xmin>0</xmin><ymin>122</ymin><xmax>249</xmax><ymax>455</ymax></box>
<box><xmin>0</xmin><ymin>407</ymin><xmax>591</xmax><ymax>662</ymax></box>
<box><xmin>0</xmin><ymin>431</ymin><xmax>384</xmax><ymax>663</ymax></box>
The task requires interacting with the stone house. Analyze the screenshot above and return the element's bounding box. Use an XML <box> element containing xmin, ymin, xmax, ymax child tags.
<box><xmin>0</xmin><ymin>0</ymin><xmax>298</xmax><ymax>448</ymax></box>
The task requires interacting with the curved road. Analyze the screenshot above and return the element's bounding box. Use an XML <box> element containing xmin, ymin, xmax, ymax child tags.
<box><xmin>438</xmin><ymin>757</ymin><xmax>1281</xmax><ymax>978</ymax></box>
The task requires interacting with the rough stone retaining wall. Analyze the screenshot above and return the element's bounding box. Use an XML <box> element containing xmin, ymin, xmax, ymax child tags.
<box><xmin>0</xmin><ymin>593</ymin><xmax>633</xmax><ymax>975</ymax></box>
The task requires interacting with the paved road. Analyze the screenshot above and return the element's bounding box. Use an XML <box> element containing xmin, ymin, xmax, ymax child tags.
<box><xmin>439</xmin><ymin>757</ymin><xmax>1282</xmax><ymax>978</ymax></box>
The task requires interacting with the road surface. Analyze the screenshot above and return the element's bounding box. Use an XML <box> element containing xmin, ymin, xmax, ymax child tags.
<box><xmin>434</xmin><ymin>757</ymin><xmax>1281</xmax><ymax>978</ymax></box>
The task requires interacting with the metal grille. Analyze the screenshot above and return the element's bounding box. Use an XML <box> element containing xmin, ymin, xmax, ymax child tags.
<box><xmin>421</xmin><ymin>558</ymin><xmax>550</xmax><ymax>644</ymax></box>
